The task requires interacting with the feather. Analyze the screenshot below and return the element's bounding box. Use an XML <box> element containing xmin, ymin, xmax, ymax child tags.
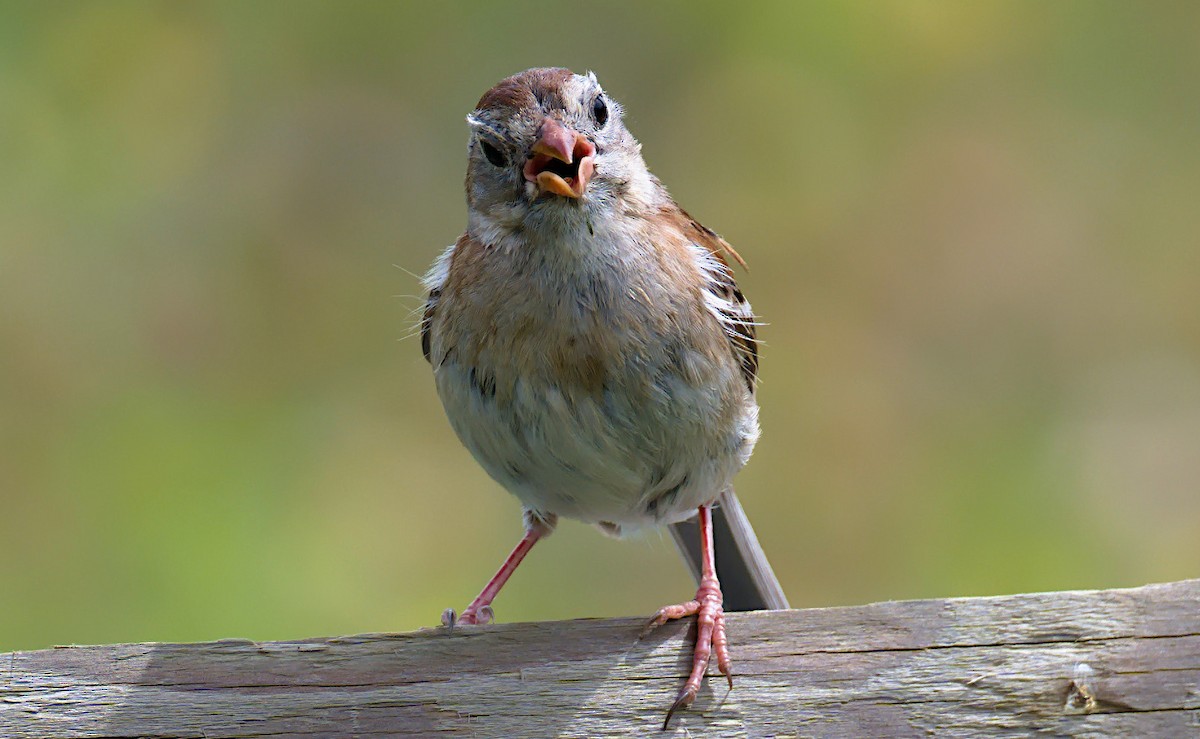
<box><xmin>666</xmin><ymin>203</ymin><xmax>760</xmax><ymax>393</ymax></box>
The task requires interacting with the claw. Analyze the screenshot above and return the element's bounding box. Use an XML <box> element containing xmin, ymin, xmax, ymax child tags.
<box><xmin>641</xmin><ymin>600</ymin><xmax>699</xmax><ymax>639</ymax></box>
<box><xmin>663</xmin><ymin>688</ymin><xmax>696</xmax><ymax>731</ymax></box>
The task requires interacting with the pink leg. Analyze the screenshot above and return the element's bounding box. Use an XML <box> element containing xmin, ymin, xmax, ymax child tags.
<box><xmin>452</xmin><ymin>516</ymin><xmax>552</xmax><ymax>626</ymax></box>
<box><xmin>643</xmin><ymin>505</ymin><xmax>731</xmax><ymax>729</ymax></box>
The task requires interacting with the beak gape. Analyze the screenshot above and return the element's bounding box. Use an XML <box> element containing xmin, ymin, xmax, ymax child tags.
<box><xmin>524</xmin><ymin>117</ymin><xmax>596</xmax><ymax>198</ymax></box>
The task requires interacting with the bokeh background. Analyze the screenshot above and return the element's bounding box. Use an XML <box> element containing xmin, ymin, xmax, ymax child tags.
<box><xmin>3</xmin><ymin>2</ymin><xmax>1198</xmax><ymax>652</ymax></box>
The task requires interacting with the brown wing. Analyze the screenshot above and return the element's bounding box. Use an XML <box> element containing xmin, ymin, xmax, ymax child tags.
<box><xmin>670</xmin><ymin>205</ymin><xmax>759</xmax><ymax>393</ymax></box>
<box><xmin>420</xmin><ymin>295</ymin><xmax>437</xmax><ymax>363</ymax></box>
<box><xmin>708</xmin><ymin>256</ymin><xmax>759</xmax><ymax>393</ymax></box>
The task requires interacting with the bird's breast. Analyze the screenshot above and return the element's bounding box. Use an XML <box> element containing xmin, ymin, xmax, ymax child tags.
<box><xmin>427</xmin><ymin>228</ymin><xmax>756</xmax><ymax>527</ymax></box>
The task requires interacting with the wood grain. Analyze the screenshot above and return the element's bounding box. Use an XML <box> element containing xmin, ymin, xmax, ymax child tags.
<box><xmin>3</xmin><ymin>580</ymin><xmax>1198</xmax><ymax>737</ymax></box>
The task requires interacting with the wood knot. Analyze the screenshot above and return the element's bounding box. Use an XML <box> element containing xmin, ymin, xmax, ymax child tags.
<box><xmin>1063</xmin><ymin>663</ymin><xmax>1098</xmax><ymax>714</ymax></box>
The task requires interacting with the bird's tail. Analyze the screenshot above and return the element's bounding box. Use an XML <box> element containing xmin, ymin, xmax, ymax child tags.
<box><xmin>668</xmin><ymin>488</ymin><xmax>790</xmax><ymax>611</ymax></box>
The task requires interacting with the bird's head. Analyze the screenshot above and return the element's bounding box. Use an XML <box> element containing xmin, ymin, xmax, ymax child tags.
<box><xmin>463</xmin><ymin>68</ymin><xmax>653</xmax><ymax>235</ymax></box>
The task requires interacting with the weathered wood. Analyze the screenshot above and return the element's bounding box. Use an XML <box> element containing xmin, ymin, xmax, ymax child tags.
<box><xmin>3</xmin><ymin>580</ymin><xmax>1198</xmax><ymax>737</ymax></box>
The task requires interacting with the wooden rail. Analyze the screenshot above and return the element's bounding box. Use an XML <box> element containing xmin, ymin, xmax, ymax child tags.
<box><xmin>3</xmin><ymin>579</ymin><xmax>1198</xmax><ymax>737</ymax></box>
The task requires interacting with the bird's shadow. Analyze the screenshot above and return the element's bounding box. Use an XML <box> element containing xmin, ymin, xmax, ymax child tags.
<box><xmin>89</xmin><ymin>615</ymin><xmax>733</xmax><ymax>737</ymax></box>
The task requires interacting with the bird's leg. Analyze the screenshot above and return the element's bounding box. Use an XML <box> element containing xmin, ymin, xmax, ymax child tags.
<box><xmin>643</xmin><ymin>505</ymin><xmax>730</xmax><ymax>729</ymax></box>
<box><xmin>449</xmin><ymin>511</ymin><xmax>555</xmax><ymax>626</ymax></box>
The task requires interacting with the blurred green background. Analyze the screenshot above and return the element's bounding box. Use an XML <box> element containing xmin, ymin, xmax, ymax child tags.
<box><xmin>3</xmin><ymin>2</ymin><xmax>1198</xmax><ymax>653</ymax></box>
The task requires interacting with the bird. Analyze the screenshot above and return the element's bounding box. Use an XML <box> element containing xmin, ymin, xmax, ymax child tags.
<box><xmin>420</xmin><ymin>67</ymin><xmax>787</xmax><ymax>728</ymax></box>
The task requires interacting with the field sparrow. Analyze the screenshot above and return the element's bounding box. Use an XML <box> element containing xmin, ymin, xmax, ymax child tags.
<box><xmin>421</xmin><ymin>68</ymin><xmax>786</xmax><ymax>727</ymax></box>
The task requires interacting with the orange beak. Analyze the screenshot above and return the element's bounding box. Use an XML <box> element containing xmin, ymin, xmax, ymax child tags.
<box><xmin>523</xmin><ymin>117</ymin><xmax>596</xmax><ymax>199</ymax></box>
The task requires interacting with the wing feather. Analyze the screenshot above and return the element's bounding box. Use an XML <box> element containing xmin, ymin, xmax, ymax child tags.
<box><xmin>671</xmin><ymin>206</ymin><xmax>759</xmax><ymax>392</ymax></box>
<box><xmin>420</xmin><ymin>241</ymin><xmax>458</xmax><ymax>365</ymax></box>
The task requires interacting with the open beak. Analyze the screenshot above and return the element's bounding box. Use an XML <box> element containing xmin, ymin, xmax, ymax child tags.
<box><xmin>523</xmin><ymin>117</ymin><xmax>596</xmax><ymax>199</ymax></box>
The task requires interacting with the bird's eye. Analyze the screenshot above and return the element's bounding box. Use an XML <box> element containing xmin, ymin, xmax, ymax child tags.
<box><xmin>479</xmin><ymin>139</ymin><xmax>506</xmax><ymax>167</ymax></box>
<box><xmin>592</xmin><ymin>95</ymin><xmax>608</xmax><ymax>126</ymax></box>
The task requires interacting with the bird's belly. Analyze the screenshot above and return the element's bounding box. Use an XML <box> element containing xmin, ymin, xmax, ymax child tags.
<box><xmin>433</xmin><ymin>354</ymin><xmax>757</xmax><ymax>530</ymax></box>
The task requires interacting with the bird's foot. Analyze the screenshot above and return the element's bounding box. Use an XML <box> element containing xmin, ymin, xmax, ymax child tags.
<box><xmin>440</xmin><ymin>518</ymin><xmax>551</xmax><ymax>630</ymax></box>
<box><xmin>642</xmin><ymin>577</ymin><xmax>730</xmax><ymax>729</ymax></box>
<box><xmin>440</xmin><ymin>604</ymin><xmax>494</xmax><ymax>628</ymax></box>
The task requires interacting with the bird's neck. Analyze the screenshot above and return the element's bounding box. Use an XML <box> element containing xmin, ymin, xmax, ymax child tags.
<box><xmin>468</xmin><ymin>172</ymin><xmax>668</xmax><ymax>263</ymax></box>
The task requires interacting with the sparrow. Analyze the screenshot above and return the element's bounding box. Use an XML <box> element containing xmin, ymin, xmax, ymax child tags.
<box><xmin>421</xmin><ymin>68</ymin><xmax>786</xmax><ymax>728</ymax></box>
